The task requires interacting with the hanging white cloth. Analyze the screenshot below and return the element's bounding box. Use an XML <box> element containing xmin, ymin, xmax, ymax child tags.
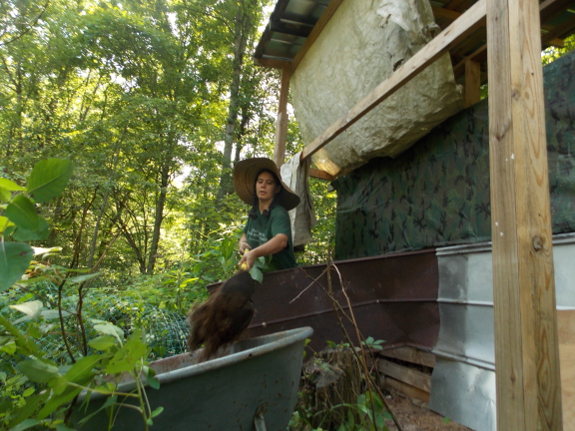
<box><xmin>280</xmin><ymin>152</ymin><xmax>317</xmax><ymax>248</ymax></box>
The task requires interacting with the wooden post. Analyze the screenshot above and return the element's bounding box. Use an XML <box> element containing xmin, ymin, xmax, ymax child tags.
<box><xmin>463</xmin><ymin>59</ymin><xmax>481</xmax><ymax>107</ymax></box>
<box><xmin>274</xmin><ymin>61</ymin><xmax>291</xmax><ymax>168</ymax></box>
<box><xmin>486</xmin><ymin>0</ymin><xmax>563</xmax><ymax>429</ymax></box>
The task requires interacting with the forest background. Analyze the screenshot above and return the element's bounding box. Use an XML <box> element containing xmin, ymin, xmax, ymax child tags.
<box><xmin>1</xmin><ymin>0</ymin><xmax>574</xmax><ymax>428</ymax></box>
<box><xmin>0</xmin><ymin>0</ymin><xmax>337</xmax><ymax>311</ymax></box>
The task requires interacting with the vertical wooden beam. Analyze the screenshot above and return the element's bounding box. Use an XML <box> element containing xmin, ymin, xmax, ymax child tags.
<box><xmin>463</xmin><ymin>59</ymin><xmax>481</xmax><ymax>107</ymax></box>
<box><xmin>487</xmin><ymin>0</ymin><xmax>563</xmax><ymax>429</ymax></box>
<box><xmin>274</xmin><ymin>61</ymin><xmax>291</xmax><ymax>168</ymax></box>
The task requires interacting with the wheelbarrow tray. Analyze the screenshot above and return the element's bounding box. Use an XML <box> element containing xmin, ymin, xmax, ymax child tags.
<box><xmin>73</xmin><ymin>326</ymin><xmax>313</xmax><ymax>430</ymax></box>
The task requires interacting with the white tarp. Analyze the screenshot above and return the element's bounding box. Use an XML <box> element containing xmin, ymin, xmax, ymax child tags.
<box><xmin>280</xmin><ymin>152</ymin><xmax>316</xmax><ymax>248</ymax></box>
<box><xmin>290</xmin><ymin>0</ymin><xmax>464</xmax><ymax>177</ymax></box>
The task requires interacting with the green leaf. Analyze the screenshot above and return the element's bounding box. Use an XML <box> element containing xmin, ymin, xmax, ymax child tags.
<box><xmin>12</xmin><ymin>216</ymin><xmax>50</xmax><ymax>241</ymax></box>
<box><xmin>0</xmin><ymin>340</ymin><xmax>16</xmax><ymax>355</ymax></box>
<box><xmin>146</xmin><ymin>373</ymin><xmax>160</xmax><ymax>390</ymax></box>
<box><xmin>0</xmin><ymin>178</ymin><xmax>25</xmax><ymax>191</ymax></box>
<box><xmin>0</xmin><ymin>216</ymin><xmax>15</xmax><ymax>233</ymax></box>
<box><xmin>92</xmin><ymin>320</ymin><xmax>124</xmax><ymax>343</ymax></box>
<box><xmin>0</xmin><ymin>242</ymin><xmax>34</xmax><ymax>291</ymax></box>
<box><xmin>18</xmin><ymin>358</ymin><xmax>59</xmax><ymax>383</ymax></box>
<box><xmin>89</xmin><ymin>335</ymin><xmax>117</xmax><ymax>351</ymax></box>
<box><xmin>37</xmin><ymin>383</ymin><xmax>86</xmax><ymax>420</ymax></box>
<box><xmin>10</xmin><ymin>418</ymin><xmax>41</xmax><ymax>431</ymax></box>
<box><xmin>249</xmin><ymin>266</ymin><xmax>263</xmax><ymax>283</ymax></box>
<box><xmin>67</xmin><ymin>272</ymin><xmax>102</xmax><ymax>283</ymax></box>
<box><xmin>0</xmin><ymin>187</ymin><xmax>11</xmax><ymax>202</ymax></box>
<box><xmin>6</xmin><ymin>392</ymin><xmax>49</xmax><ymax>429</ymax></box>
<box><xmin>5</xmin><ymin>195</ymin><xmax>39</xmax><ymax>230</ymax></box>
<box><xmin>106</xmin><ymin>330</ymin><xmax>147</xmax><ymax>374</ymax></box>
<box><xmin>151</xmin><ymin>406</ymin><xmax>164</xmax><ymax>418</ymax></box>
<box><xmin>64</xmin><ymin>355</ymin><xmax>101</xmax><ymax>384</ymax></box>
<box><xmin>27</xmin><ymin>159</ymin><xmax>73</xmax><ymax>203</ymax></box>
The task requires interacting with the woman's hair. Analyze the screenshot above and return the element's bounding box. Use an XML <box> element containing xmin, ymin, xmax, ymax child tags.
<box><xmin>248</xmin><ymin>169</ymin><xmax>282</xmax><ymax>219</ymax></box>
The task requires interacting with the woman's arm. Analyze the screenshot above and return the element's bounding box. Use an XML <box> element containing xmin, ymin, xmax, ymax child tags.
<box><xmin>238</xmin><ymin>233</ymin><xmax>288</xmax><ymax>270</ymax></box>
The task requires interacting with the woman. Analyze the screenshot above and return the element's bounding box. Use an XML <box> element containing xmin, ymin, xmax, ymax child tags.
<box><xmin>234</xmin><ymin>157</ymin><xmax>300</xmax><ymax>272</ymax></box>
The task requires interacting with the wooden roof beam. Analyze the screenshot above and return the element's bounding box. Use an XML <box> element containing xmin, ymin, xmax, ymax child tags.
<box><xmin>301</xmin><ymin>0</ymin><xmax>487</xmax><ymax>162</ymax></box>
<box><xmin>452</xmin><ymin>0</ymin><xmax>575</xmax><ymax>81</ymax></box>
<box><xmin>431</xmin><ymin>6</ymin><xmax>462</xmax><ymax>23</ymax></box>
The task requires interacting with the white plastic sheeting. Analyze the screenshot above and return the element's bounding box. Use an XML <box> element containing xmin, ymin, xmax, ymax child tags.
<box><xmin>290</xmin><ymin>0</ymin><xmax>463</xmax><ymax>177</ymax></box>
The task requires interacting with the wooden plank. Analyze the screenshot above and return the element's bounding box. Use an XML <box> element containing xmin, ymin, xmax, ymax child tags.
<box><xmin>487</xmin><ymin>0</ymin><xmax>562</xmax><ymax>429</ymax></box>
<box><xmin>309</xmin><ymin>168</ymin><xmax>334</xmax><ymax>181</ymax></box>
<box><xmin>463</xmin><ymin>59</ymin><xmax>481</xmax><ymax>107</ymax></box>
<box><xmin>378</xmin><ymin>359</ymin><xmax>431</xmax><ymax>393</ymax></box>
<box><xmin>290</xmin><ymin>0</ymin><xmax>345</xmax><ymax>73</ymax></box>
<box><xmin>380</xmin><ymin>376</ymin><xmax>430</xmax><ymax>403</ymax></box>
<box><xmin>542</xmin><ymin>14</ymin><xmax>575</xmax><ymax>48</ymax></box>
<box><xmin>253</xmin><ymin>57</ymin><xmax>284</xmax><ymax>69</ymax></box>
<box><xmin>274</xmin><ymin>62</ymin><xmax>291</xmax><ymax>168</ymax></box>
<box><xmin>549</xmin><ymin>37</ymin><xmax>565</xmax><ymax>48</ymax></box>
<box><xmin>453</xmin><ymin>44</ymin><xmax>487</xmax><ymax>81</ymax></box>
<box><xmin>300</xmin><ymin>0</ymin><xmax>487</xmax><ymax>161</ymax></box>
<box><xmin>558</xmin><ymin>310</ymin><xmax>575</xmax><ymax>431</ymax></box>
<box><xmin>379</xmin><ymin>346</ymin><xmax>436</xmax><ymax>368</ymax></box>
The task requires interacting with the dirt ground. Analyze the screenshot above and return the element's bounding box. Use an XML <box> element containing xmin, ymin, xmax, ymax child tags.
<box><xmin>383</xmin><ymin>389</ymin><xmax>473</xmax><ymax>431</ymax></box>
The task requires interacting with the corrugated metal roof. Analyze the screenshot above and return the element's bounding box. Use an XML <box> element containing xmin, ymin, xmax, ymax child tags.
<box><xmin>254</xmin><ymin>0</ymin><xmax>331</xmax><ymax>63</ymax></box>
<box><xmin>254</xmin><ymin>0</ymin><xmax>575</xmax><ymax>84</ymax></box>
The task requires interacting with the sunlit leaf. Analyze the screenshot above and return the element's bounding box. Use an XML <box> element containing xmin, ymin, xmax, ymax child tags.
<box><xmin>0</xmin><ymin>178</ymin><xmax>25</xmax><ymax>191</ymax></box>
<box><xmin>10</xmin><ymin>300</ymin><xmax>43</xmax><ymax>317</ymax></box>
<box><xmin>91</xmin><ymin>320</ymin><xmax>124</xmax><ymax>342</ymax></box>
<box><xmin>32</xmin><ymin>246</ymin><xmax>62</xmax><ymax>256</ymax></box>
<box><xmin>0</xmin><ymin>187</ymin><xmax>11</xmax><ymax>202</ymax></box>
<box><xmin>27</xmin><ymin>159</ymin><xmax>73</xmax><ymax>203</ymax></box>
<box><xmin>67</xmin><ymin>272</ymin><xmax>102</xmax><ymax>283</ymax></box>
<box><xmin>0</xmin><ymin>216</ymin><xmax>15</xmax><ymax>233</ymax></box>
<box><xmin>105</xmin><ymin>330</ymin><xmax>147</xmax><ymax>374</ymax></box>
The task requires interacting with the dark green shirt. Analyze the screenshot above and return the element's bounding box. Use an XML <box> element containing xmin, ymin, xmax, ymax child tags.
<box><xmin>243</xmin><ymin>205</ymin><xmax>296</xmax><ymax>271</ymax></box>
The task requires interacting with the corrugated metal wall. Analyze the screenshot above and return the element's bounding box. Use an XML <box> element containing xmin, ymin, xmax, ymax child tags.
<box><xmin>430</xmin><ymin>233</ymin><xmax>575</xmax><ymax>431</ymax></box>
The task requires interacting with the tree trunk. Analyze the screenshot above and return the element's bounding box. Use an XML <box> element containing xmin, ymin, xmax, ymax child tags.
<box><xmin>216</xmin><ymin>0</ymin><xmax>252</xmax><ymax>203</ymax></box>
<box><xmin>146</xmin><ymin>158</ymin><xmax>171</xmax><ymax>274</ymax></box>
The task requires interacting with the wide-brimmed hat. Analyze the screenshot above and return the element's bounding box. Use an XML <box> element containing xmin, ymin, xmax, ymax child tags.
<box><xmin>233</xmin><ymin>158</ymin><xmax>300</xmax><ymax>211</ymax></box>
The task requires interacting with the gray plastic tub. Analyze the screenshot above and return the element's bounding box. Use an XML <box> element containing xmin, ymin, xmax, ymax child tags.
<box><xmin>73</xmin><ymin>326</ymin><xmax>313</xmax><ymax>430</ymax></box>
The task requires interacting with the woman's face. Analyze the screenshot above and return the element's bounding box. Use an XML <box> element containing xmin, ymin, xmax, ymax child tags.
<box><xmin>255</xmin><ymin>171</ymin><xmax>281</xmax><ymax>204</ymax></box>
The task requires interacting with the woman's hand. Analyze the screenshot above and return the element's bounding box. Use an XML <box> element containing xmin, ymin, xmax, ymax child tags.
<box><xmin>238</xmin><ymin>250</ymin><xmax>256</xmax><ymax>271</ymax></box>
<box><xmin>237</xmin><ymin>234</ymin><xmax>288</xmax><ymax>271</ymax></box>
<box><xmin>238</xmin><ymin>235</ymin><xmax>252</xmax><ymax>255</ymax></box>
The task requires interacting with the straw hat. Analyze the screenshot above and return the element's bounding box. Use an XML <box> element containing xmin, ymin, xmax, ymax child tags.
<box><xmin>233</xmin><ymin>158</ymin><xmax>300</xmax><ymax>211</ymax></box>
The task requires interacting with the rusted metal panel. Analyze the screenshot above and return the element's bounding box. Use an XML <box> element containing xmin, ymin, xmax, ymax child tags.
<box><xmin>208</xmin><ymin>249</ymin><xmax>439</xmax><ymax>351</ymax></box>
